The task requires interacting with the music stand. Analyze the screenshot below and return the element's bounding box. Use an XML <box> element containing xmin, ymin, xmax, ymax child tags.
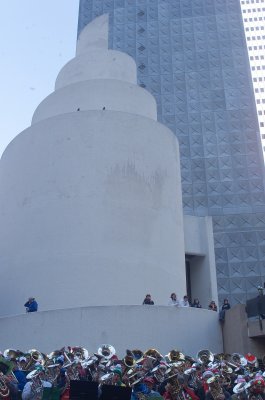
<box><xmin>101</xmin><ymin>384</ymin><xmax>132</xmax><ymax>400</ymax></box>
<box><xmin>69</xmin><ymin>380</ymin><xmax>98</xmax><ymax>399</ymax></box>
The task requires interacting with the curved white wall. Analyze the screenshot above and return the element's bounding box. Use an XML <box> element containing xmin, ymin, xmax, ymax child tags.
<box><xmin>32</xmin><ymin>80</ymin><xmax>157</xmax><ymax>124</ymax></box>
<box><xmin>55</xmin><ymin>50</ymin><xmax>137</xmax><ymax>90</ymax></box>
<box><xmin>0</xmin><ymin>14</ymin><xmax>187</xmax><ymax>317</ymax></box>
<box><xmin>0</xmin><ymin>306</ymin><xmax>223</xmax><ymax>357</ymax></box>
<box><xmin>0</xmin><ymin>111</ymin><xmax>185</xmax><ymax>316</ymax></box>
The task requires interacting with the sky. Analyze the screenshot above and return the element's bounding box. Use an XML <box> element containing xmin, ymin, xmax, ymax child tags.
<box><xmin>0</xmin><ymin>1</ymin><xmax>79</xmax><ymax>157</ymax></box>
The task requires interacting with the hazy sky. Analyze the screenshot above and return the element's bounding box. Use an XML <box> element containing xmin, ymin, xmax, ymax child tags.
<box><xmin>0</xmin><ymin>1</ymin><xmax>79</xmax><ymax>157</ymax></box>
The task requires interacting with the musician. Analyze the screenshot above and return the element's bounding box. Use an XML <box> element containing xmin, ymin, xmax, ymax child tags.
<box><xmin>111</xmin><ymin>369</ymin><xmax>125</xmax><ymax>386</ymax></box>
<box><xmin>24</xmin><ymin>297</ymin><xmax>38</xmax><ymax>313</ymax></box>
<box><xmin>18</xmin><ymin>356</ymin><xmax>27</xmax><ymax>372</ymax></box>
<box><xmin>145</xmin><ymin>378</ymin><xmax>164</xmax><ymax>399</ymax></box>
<box><xmin>132</xmin><ymin>381</ymin><xmax>163</xmax><ymax>399</ymax></box>
<box><xmin>22</xmin><ymin>369</ymin><xmax>52</xmax><ymax>400</ymax></box>
<box><xmin>205</xmin><ymin>376</ymin><xmax>231</xmax><ymax>400</ymax></box>
<box><xmin>202</xmin><ymin>372</ymin><xmax>215</xmax><ymax>395</ymax></box>
<box><xmin>248</xmin><ymin>378</ymin><xmax>265</xmax><ymax>400</ymax></box>
<box><xmin>187</xmin><ymin>365</ymin><xmax>205</xmax><ymax>400</ymax></box>
<box><xmin>12</xmin><ymin>361</ymin><xmax>27</xmax><ymax>391</ymax></box>
<box><xmin>163</xmin><ymin>375</ymin><xmax>199</xmax><ymax>400</ymax></box>
<box><xmin>56</xmin><ymin>367</ymin><xmax>68</xmax><ymax>390</ymax></box>
<box><xmin>231</xmin><ymin>382</ymin><xmax>248</xmax><ymax>400</ymax></box>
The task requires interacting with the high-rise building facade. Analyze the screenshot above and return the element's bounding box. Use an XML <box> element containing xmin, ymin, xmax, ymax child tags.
<box><xmin>78</xmin><ymin>0</ymin><xmax>265</xmax><ymax>305</ymax></box>
<box><xmin>240</xmin><ymin>0</ymin><xmax>265</xmax><ymax>156</ymax></box>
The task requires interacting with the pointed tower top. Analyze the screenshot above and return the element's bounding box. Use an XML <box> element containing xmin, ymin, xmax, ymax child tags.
<box><xmin>76</xmin><ymin>14</ymin><xmax>109</xmax><ymax>56</ymax></box>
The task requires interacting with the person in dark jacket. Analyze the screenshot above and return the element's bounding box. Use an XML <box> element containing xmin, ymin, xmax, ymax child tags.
<box><xmin>24</xmin><ymin>297</ymin><xmax>38</xmax><ymax>312</ymax></box>
<box><xmin>191</xmin><ymin>298</ymin><xmax>202</xmax><ymax>308</ymax></box>
<box><xmin>142</xmin><ymin>294</ymin><xmax>154</xmax><ymax>305</ymax></box>
<box><xmin>219</xmin><ymin>298</ymin><xmax>231</xmax><ymax>322</ymax></box>
<box><xmin>222</xmin><ymin>299</ymin><xmax>231</xmax><ymax>311</ymax></box>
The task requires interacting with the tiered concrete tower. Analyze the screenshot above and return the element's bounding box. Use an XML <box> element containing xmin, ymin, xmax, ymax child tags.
<box><xmin>0</xmin><ymin>15</ymin><xmax>186</xmax><ymax>316</ymax></box>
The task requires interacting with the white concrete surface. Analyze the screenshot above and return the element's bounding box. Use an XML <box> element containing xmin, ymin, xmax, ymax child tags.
<box><xmin>55</xmin><ymin>16</ymin><xmax>137</xmax><ymax>90</ymax></box>
<box><xmin>0</xmin><ymin>111</ymin><xmax>186</xmax><ymax>316</ymax></box>
<box><xmin>55</xmin><ymin>49</ymin><xmax>137</xmax><ymax>89</ymax></box>
<box><xmin>0</xmin><ymin>306</ymin><xmax>223</xmax><ymax>357</ymax></box>
<box><xmin>0</xmin><ymin>14</ymin><xmax>188</xmax><ymax>316</ymax></box>
<box><xmin>32</xmin><ymin>80</ymin><xmax>157</xmax><ymax>124</ymax></box>
<box><xmin>76</xmin><ymin>14</ymin><xmax>109</xmax><ymax>54</ymax></box>
<box><xmin>0</xmin><ymin>12</ymin><xmax>219</xmax><ymax>346</ymax></box>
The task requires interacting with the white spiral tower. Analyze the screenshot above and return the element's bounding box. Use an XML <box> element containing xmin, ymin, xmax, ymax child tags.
<box><xmin>0</xmin><ymin>15</ymin><xmax>186</xmax><ymax>316</ymax></box>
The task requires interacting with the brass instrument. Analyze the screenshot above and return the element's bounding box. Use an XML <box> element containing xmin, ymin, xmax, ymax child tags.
<box><xmin>151</xmin><ymin>364</ymin><xmax>167</xmax><ymax>383</ymax></box>
<box><xmin>230</xmin><ymin>353</ymin><xmax>247</xmax><ymax>368</ymax></box>
<box><xmin>69</xmin><ymin>347</ymin><xmax>89</xmax><ymax>362</ymax></box>
<box><xmin>207</xmin><ymin>376</ymin><xmax>224</xmax><ymax>400</ymax></box>
<box><xmin>166</xmin><ymin>373</ymin><xmax>186</xmax><ymax>400</ymax></box>
<box><xmin>144</xmin><ymin>349</ymin><xmax>163</xmax><ymax>362</ymax></box>
<box><xmin>233</xmin><ymin>382</ymin><xmax>250</xmax><ymax>395</ymax></box>
<box><xmin>26</xmin><ymin>369</ymin><xmax>45</xmax><ymax>400</ymax></box>
<box><xmin>99</xmin><ymin>372</ymin><xmax>114</xmax><ymax>385</ymax></box>
<box><xmin>46</xmin><ymin>363</ymin><xmax>61</xmax><ymax>383</ymax></box>
<box><xmin>167</xmin><ymin>350</ymin><xmax>185</xmax><ymax>363</ymax></box>
<box><xmin>24</xmin><ymin>349</ymin><xmax>44</xmax><ymax>370</ymax></box>
<box><xmin>197</xmin><ymin>349</ymin><xmax>214</xmax><ymax>365</ymax></box>
<box><xmin>0</xmin><ymin>373</ymin><xmax>10</xmax><ymax>398</ymax></box>
<box><xmin>184</xmin><ymin>367</ymin><xmax>201</xmax><ymax>390</ymax></box>
<box><xmin>98</xmin><ymin>344</ymin><xmax>116</xmax><ymax>360</ymax></box>
<box><xmin>166</xmin><ymin>361</ymin><xmax>186</xmax><ymax>377</ymax></box>
<box><xmin>128</xmin><ymin>370</ymin><xmax>145</xmax><ymax>386</ymax></box>
<box><xmin>124</xmin><ymin>355</ymin><xmax>135</xmax><ymax>369</ymax></box>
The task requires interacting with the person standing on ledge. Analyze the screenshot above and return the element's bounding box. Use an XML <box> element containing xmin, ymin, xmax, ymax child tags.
<box><xmin>180</xmin><ymin>295</ymin><xmax>190</xmax><ymax>307</ymax></box>
<box><xmin>142</xmin><ymin>294</ymin><xmax>154</xmax><ymax>305</ymax></box>
<box><xmin>24</xmin><ymin>297</ymin><xmax>38</xmax><ymax>313</ymax></box>
<box><xmin>168</xmin><ymin>293</ymin><xmax>179</xmax><ymax>306</ymax></box>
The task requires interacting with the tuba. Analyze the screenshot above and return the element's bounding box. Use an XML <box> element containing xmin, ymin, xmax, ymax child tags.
<box><xmin>166</xmin><ymin>373</ymin><xmax>186</xmax><ymax>400</ymax></box>
<box><xmin>167</xmin><ymin>350</ymin><xmax>185</xmax><ymax>363</ymax></box>
<box><xmin>69</xmin><ymin>347</ymin><xmax>89</xmax><ymax>362</ymax></box>
<box><xmin>230</xmin><ymin>353</ymin><xmax>247</xmax><ymax>368</ymax></box>
<box><xmin>26</xmin><ymin>369</ymin><xmax>44</xmax><ymax>399</ymax></box>
<box><xmin>0</xmin><ymin>372</ymin><xmax>10</xmax><ymax>399</ymax></box>
<box><xmin>197</xmin><ymin>349</ymin><xmax>214</xmax><ymax>365</ymax></box>
<box><xmin>144</xmin><ymin>349</ymin><xmax>163</xmax><ymax>362</ymax></box>
<box><xmin>98</xmin><ymin>345</ymin><xmax>116</xmax><ymax>360</ymax></box>
<box><xmin>207</xmin><ymin>376</ymin><xmax>224</xmax><ymax>400</ymax></box>
<box><xmin>24</xmin><ymin>349</ymin><xmax>45</xmax><ymax>370</ymax></box>
<box><xmin>124</xmin><ymin>355</ymin><xmax>135</xmax><ymax>369</ymax></box>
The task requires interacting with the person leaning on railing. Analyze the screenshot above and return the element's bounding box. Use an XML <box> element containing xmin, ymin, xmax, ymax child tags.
<box><xmin>24</xmin><ymin>297</ymin><xmax>38</xmax><ymax>313</ymax></box>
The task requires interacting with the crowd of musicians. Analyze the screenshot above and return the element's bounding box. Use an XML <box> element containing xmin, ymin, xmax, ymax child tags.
<box><xmin>0</xmin><ymin>345</ymin><xmax>265</xmax><ymax>400</ymax></box>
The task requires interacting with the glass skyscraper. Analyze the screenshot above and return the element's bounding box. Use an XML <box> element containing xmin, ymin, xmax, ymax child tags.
<box><xmin>240</xmin><ymin>0</ymin><xmax>265</xmax><ymax>157</ymax></box>
<box><xmin>78</xmin><ymin>0</ymin><xmax>265</xmax><ymax>305</ymax></box>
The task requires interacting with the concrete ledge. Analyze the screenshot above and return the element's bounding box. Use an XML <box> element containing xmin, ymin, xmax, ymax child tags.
<box><xmin>55</xmin><ymin>49</ymin><xmax>137</xmax><ymax>89</ymax></box>
<box><xmin>248</xmin><ymin>319</ymin><xmax>265</xmax><ymax>337</ymax></box>
<box><xmin>32</xmin><ymin>80</ymin><xmax>157</xmax><ymax>124</ymax></box>
<box><xmin>0</xmin><ymin>306</ymin><xmax>222</xmax><ymax>357</ymax></box>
